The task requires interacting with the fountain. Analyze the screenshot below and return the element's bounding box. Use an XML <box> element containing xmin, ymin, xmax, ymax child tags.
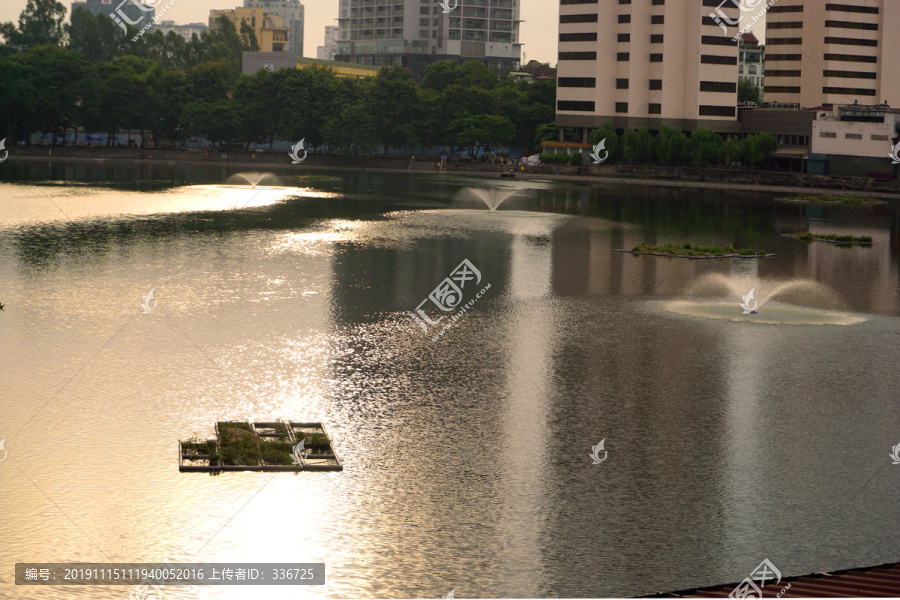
<box><xmin>662</xmin><ymin>273</ymin><xmax>867</xmax><ymax>325</ymax></box>
<box><xmin>224</xmin><ymin>172</ymin><xmax>282</xmax><ymax>188</ymax></box>
<box><xmin>461</xmin><ymin>187</ymin><xmax>520</xmax><ymax>212</ymax></box>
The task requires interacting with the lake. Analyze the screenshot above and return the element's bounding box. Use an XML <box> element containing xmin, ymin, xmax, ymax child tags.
<box><xmin>1</xmin><ymin>160</ymin><xmax>899</xmax><ymax>599</ymax></box>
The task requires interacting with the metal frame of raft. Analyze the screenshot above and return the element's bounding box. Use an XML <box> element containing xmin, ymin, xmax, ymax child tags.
<box><xmin>179</xmin><ymin>420</ymin><xmax>343</xmax><ymax>473</ymax></box>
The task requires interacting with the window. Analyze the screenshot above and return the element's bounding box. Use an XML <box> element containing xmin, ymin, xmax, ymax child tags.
<box><xmin>616</xmin><ymin>78</ymin><xmax>629</xmax><ymax>89</ymax></box>
<box><xmin>558</xmin><ymin>100</ymin><xmax>596</xmax><ymax>111</ymax></box>
<box><xmin>648</xmin><ymin>103</ymin><xmax>661</xmax><ymax>114</ymax></box>
<box><xmin>615</xmin><ymin>102</ymin><xmax>628</xmax><ymax>113</ymax></box>
<box><xmin>819</xmin><ymin>131</ymin><xmax>837</xmax><ymax>138</ymax></box>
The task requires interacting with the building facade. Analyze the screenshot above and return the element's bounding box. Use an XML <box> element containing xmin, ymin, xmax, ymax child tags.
<box><xmin>242</xmin><ymin>51</ymin><xmax>380</xmax><ymax>78</ymax></box>
<box><xmin>72</xmin><ymin>0</ymin><xmax>155</xmax><ymax>34</ymax></box>
<box><xmin>243</xmin><ymin>0</ymin><xmax>305</xmax><ymax>56</ymax></box>
<box><xmin>156</xmin><ymin>20</ymin><xmax>208</xmax><ymax>41</ymax></box>
<box><xmin>811</xmin><ymin>103</ymin><xmax>899</xmax><ymax>159</ymax></box>
<box><xmin>317</xmin><ymin>25</ymin><xmax>339</xmax><ymax>60</ymax></box>
<box><xmin>765</xmin><ymin>0</ymin><xmax>900</xmax><ymax>108</ymax></box>
<box><xmin>210</xmin><ymin>7</ymin><xmax>290</xmax><ymax>53</ymax></box>
<box><xmin>738</xmin><ymin>32</ymin><xmax>764</xmax><ymax>100</ymax></box>
<box><xmin>556</xmin><ymin>0</ymin><xmax>741</xmax><ymax>140</ymax></box>
<box><xmin>333</xmin><ymin>0</ymin><xmax>522</xmax><ymax>80</ymax></box>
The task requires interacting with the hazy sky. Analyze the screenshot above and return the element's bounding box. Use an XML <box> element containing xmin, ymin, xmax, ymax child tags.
<box><xmin>0</xmin><ymin>1</ymin><xmax>767</xmax><ymax>65</ymax></box>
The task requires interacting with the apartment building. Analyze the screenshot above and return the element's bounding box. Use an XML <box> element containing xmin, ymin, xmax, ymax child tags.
<box><xmin>765</xmin><ymin>0</ymin><xmax>900</xmax><ymax>108</ymax></box>
<box><xmin>156</xmin><ymin>21</ymin><xmax>209</xmax><ymax>42</ymax></box>
<box><xmin>738</xmin><ymin>32</ymin><xmax>764</xmax><ymax>98</ymax></box>
<box><xmin>556</xmin><ymin>0</ymin><xmax>742</xmax><ymax>140</ymax></box>
<box><xmin>243</xmin><ymin>0</ymin><xmax>305</xmax><ymax>56</ymax></box>
<box><xmin>334</xmin><ymin>0</ymin><xmax>522</xmax><ymax>80</ymax></box>
<box><xmin>317</xmin><ymin>26</ymin><xmax>339</xmax><ymax>60</ymax></box>
<box><xmin>210</xmin><ymin>7</ymin><xmax>290</xmax><ymax>53</ymax></box>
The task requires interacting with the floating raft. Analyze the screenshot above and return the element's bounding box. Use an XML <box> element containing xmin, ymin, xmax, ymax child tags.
<box><xmin>780</xmin><ymin>234</ymin><xmax>873</xmax><ymax>246</ymax></box>
<box><xmin>774</xmin><ymin>197</ymin><xmax>888</xmax><ymax>205</ymax></box>
<box><xmin>615</xmin><ymin>249</ymin><xmax>775</xmax><ymax>259</ymax></box>
<box><xmin>179</xmin><ymin>421</ymin><xmax>342</xmax><ymax>473</ymax></box>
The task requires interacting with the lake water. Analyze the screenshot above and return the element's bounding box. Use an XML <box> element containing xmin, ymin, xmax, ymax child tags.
<box><xmin>1</xmin><ymin>161</ymin><xmax>899</xmax><ymax>599</ymax></box>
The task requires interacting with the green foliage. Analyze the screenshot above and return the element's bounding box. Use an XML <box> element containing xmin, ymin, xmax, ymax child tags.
<box><xmin>0</xmin><ymin>0</ymin><xmax>67</xmax><ymax>50</ymax></box>
<box><xmin>738</xmin><ymin>79</ymin><xmax>761</xmax><ymax>105</ymax></box>
<box><xmin>623</xmin><ymin>128</ymin><xmax>652</xmax><ymax>162</ymax></box>
<box><xmin>686</xmin><ymin>128</ymin><xmax>724</xmax><ymax>165</ymax></box>
<box><xmin>631</xmin><ymin>242</ymin><xmax>763</xmax><ymax>257</ymax></box>
<box><xmin>652</xmin><ymin>124</ymin><xmax>688</xmax><ymax>165</ymax></box>
<box><xmin>539</xmin><ymin>153</ymin><xmax>571</xmax><ymax>164</ymax></box>
<box><xmin>535</xmin><ymin>123</ymin><xmax>559</xmax><ymax>146</ymax></box>
<box><xmin>789</xmin><ymin>232</ymin><xmax>873</xmax><ymax>244</ymax></box>
<box><xmin>589</xmin><ymin>124</ymin><xmax>619</xmax><ymax>161</ymax></box>
<box><xmin>569</xmin><ymin>152</ymin><xmax>583</xmax><ymax>166</ymax></box>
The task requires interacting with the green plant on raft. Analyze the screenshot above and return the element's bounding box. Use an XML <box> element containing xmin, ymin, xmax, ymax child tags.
<box><xmin>789</xmin><ymin>232</ymin><xmax>873</xmax><ymax>244</ymax></box>
<box><xmin>218</xmin><ymin>424</ymin><xmax>261</xmax><ymax>466</ymax></box>
<box><xmin>259</xmin><ymin>440</ymin><xmax>295</xmax><ymax>465</ymax></box>
<box><xmin>631</xmin><ymin>243</ymin><xmax>763</xmax><ymax>257</ymax></box>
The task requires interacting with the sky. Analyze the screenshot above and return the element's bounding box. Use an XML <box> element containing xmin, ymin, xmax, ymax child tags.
<box><xmin>0</xmin><ymin>1</ymin><xmax>767</xmax><ymax>65</ymax></box>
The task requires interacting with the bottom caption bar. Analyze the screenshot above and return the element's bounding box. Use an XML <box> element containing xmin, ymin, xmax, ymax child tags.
<box><xmin>15</xmin><ymin>563</ymin><xmax>325</xmax><ymax>585</ymax></box>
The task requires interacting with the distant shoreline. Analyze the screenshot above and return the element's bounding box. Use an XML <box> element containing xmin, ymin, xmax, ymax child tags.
<box><xmin>6</xmin><ymin>152</ymin><xmax>900</xmax><ymax>201</ymax></box>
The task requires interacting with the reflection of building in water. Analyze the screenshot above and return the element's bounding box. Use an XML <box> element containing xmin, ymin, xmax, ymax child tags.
<box><xmin>328</xmin><ymin>231</ymin><xmax>511</xmax><ymax>327</ymax></box>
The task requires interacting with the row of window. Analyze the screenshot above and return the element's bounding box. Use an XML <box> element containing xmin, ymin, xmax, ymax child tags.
<box><xmin>557</xmin><ymin>100</ymin><xmax>736</xmax><ymax>117</ymax></box>
<box><xmin>763</xmin><ymin>86</ymin><xmax>877</xmax><ymax>96</ymax></box>
<box><xmin>820</xmin><ymin>131</ymin><xmax>890</xmax><ymax>140</ymax></box>
<box><xmin>769</xmin><ymin>3</ymin><xmax>879</xmax><ymax>14</ymax></box>
<box><xmin>769</xmin><ymin>36</ymin><xmax>879</xmax><ymax>47</ymax></box>
<box><xmin>769</xmin><ymin>53</ymin><xmax>877</xmax><ymax>64</ymax></box>
<box><xmin>558</xmin><ymin>78</ymin><xmax>734</xmax><ymax>93</ymax></box>
<box><xmin>559</xmin><ymin>51</ymin><xmax>735</xmax><ymax>64</ymax></box>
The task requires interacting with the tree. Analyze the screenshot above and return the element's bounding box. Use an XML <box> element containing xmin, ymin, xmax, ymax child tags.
<box><xmin>0</xmin><ymin>0</ymin><xmax>67</xmax><ymax>51</ymax></box>
<box><xmin>447</xmin><ymin>113</ymin><xmax>515</xmax><ymax>158</ymax></box>
<box><xmin>239</xmin><ymin>21</ymin><xmax>259</xmax><ymax>52</ymax></box>
<box><xmin>738</xmin><ymin>79</ymin><xmax>761</xmax><ymax>105</ymax></box>
<box><xmin>323</xmin><ymin>80</ymin><xmax>377</xmax><ymax>155</ymax></box>
<box><xmin>370</xmin><ymin>66</ymin><xmax>420</xmax><ymax>154</ymax></box>
<box><xmin>685</xmin><ymin>128</ymin><xmax>724</xmax><ymax>165</ymax></box>
<box><xmin>276</xmin><ymin>66</ymin><xmax>342</xmax><ymax>149</ymax></box>
<box><xmin>535</xmin><ymin>123</ymin><xmax>559</xmax><ymax>145</ymax></box>
<box><xmin>589</xmin><ymin>124</ymin><xmax>620</xmax><ymax>161</ymax></box>
<box><xmin>622</xmin><ymin>128</ymin><xmax>652</xmax><ymax>162</ymax></box>
<box><xmin>652</xmin><ymin>124</ymin><xmax>688</xmax><ymax>165</ymax></box>
<box><xmin>724</xmin><ymin>137</ymin><xmax>742</xmax><ymax>165</ymax></box>
<box><xmin>66</xmin><ymin>7</ymin><xmax>121</xmax><ymax>63</ymax></box>
<box><xmin>181</xmin><ymin>100</ymin><xmax>240</xmax><ymax>145</ymax></box>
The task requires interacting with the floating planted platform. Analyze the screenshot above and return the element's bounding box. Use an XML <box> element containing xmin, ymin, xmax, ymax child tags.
<box><xmin>782</xmin><ymin>233</ymin><xmax>873</xmax><ymax>246</ymax></box>
<box><xmin>179</xmin><ymin>421</ymin><xmax>342</xmax><ymax>473</ymax></box>
<box><xmin>616</xmin><ymin>243</ymin><xmax>774</xmax><ymax>260</ymax></box>
<box><xmin>775</xmin><ymin>195</ymin><xmax>888</xmax><ymax>205</ymax></box>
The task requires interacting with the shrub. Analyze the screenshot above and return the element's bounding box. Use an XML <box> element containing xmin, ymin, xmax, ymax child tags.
<box><xmin>539</xmin><ymin>153</ymin><xmax>570</xmax><ymax>164</ymax></box>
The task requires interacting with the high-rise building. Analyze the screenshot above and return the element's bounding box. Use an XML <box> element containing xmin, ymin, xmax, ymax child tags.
<box><xmin>210</xmin><ymin>7</ymin><xmax>290</xmax><ymax>53</ymax></box>
<box><xmin>317</xmin><ymin>25</ymin><xmax>339</xmax><ymax>61</ymax></box>
<box><xmin>764</xmin><ymin>0</ymin><xmax>900</xmax><ymax>108</ymax></box>
<box><xmin>334</xmin><ymin>0</ymin><xmax>522</xmax><ymax>80</ymax></box>
<box><xmin>71</xmin><ymin>0</ymin><xmax>155</xmax><ymax>34</ymax></box>
<box><xmin>738</xmin><ymin>32</ymin><xmax>765</xmax><ymax>100</ymax></box>
<box><xmin>556</xmin><ymin>0</ymin><xmax>741</xmax><ymax>141</ymax></box>
<box><xmin>156</xmin><ymin>21</ymin><xmax>209</xmax><ymax>42</ymax></box>
<box><xmin>243</xmin><ymin>0</ymin><xmax>305</xmax><ymax>56</ymax></box>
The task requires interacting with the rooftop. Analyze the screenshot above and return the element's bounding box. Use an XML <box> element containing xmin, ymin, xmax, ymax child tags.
<box><xmin>651</xmin><ymin>562</ymin><xmax>900</xmax><ymax>598</ymax></box>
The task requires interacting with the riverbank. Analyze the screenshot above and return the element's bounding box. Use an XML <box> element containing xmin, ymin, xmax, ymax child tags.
<box><xmin>6</xmin><ymin>147</ymin><xmax>900</xmax><ymax>200</ymax></box>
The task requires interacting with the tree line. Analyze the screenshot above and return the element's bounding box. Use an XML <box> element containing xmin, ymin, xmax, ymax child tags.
<box><xmin>0</xmin><ymin>0</ymin><xmax>555</xmax><ymax>154</ymax></box>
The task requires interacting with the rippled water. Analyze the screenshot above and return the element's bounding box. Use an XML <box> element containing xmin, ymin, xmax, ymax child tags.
<box><xmin>1</xmin><ymin>162</ymin><xmax>899</xmax><ymax>599</ymax></box>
